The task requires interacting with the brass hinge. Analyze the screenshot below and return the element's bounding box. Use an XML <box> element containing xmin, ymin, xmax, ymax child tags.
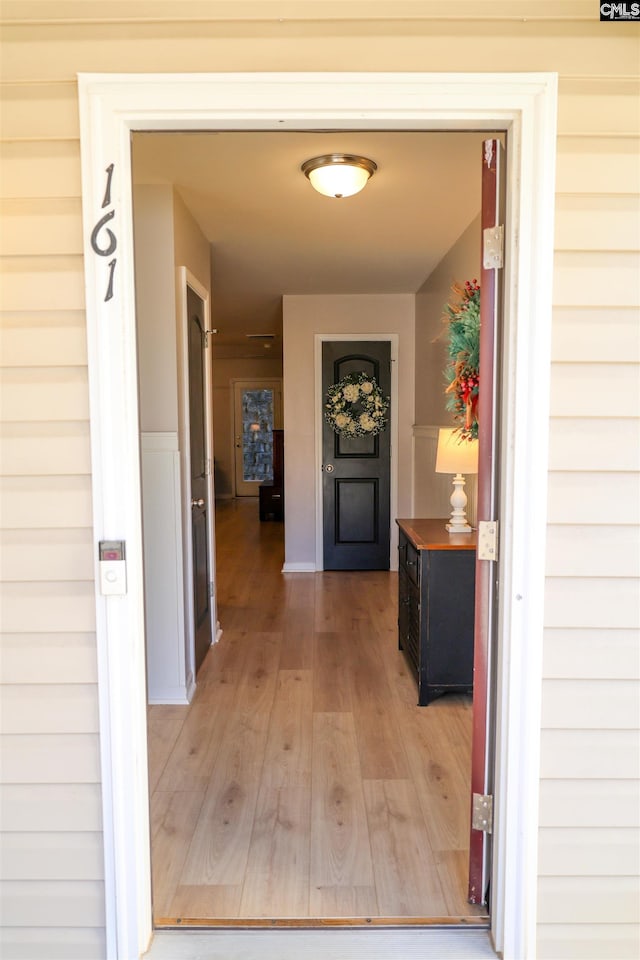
<box><xmin>477</xmin><ymin>520</ymin><xmax>499</xmax><ymax>562</ymax></box>
<box><xmin>483</xmin><ymin>224</ymin><xmax>504</xmax><ymax>270</ymax></box>
<box><xmin>472</xmin><ymin>793</ymin><xmax>493</xmax><ymax>833</ymax></box>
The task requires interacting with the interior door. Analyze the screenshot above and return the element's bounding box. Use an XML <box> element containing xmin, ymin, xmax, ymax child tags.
<box><xmin>322</xmin><ymin>341</ymin><xmax>391</xmax><ymax>570</ymax></box>
<box><xmin>187</xmin><ymin>286</ymin><xmax>213</xmax><ymax>673</ymax></box>
<box><xmin>468</xmin><ymin>138</ymin><xmax>505</xmax><ymax>904</ymax></box>
<box><xmin>233</xmin><ymin>379</ymin><xmax>283</xmax><ymax>497</ymax></box>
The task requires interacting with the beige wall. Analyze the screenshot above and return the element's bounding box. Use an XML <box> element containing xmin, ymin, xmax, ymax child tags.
<box><xmin>133</xmin><ymin>186</ymin><xmax>211</xmax><ymax>432</ymax></box>
<box><xmin>133</xmin><ymin>185</ymin><xmax>178</xmax><ymax>431</ymax></box>
<box><xmin>173</xmin><ymin>191</ymin><xmax>210</xmax><ymax>294</ymax></box>
<box><xmin>282</xmin><ymin>294</ymin><xmax>415</xmax><ymax>568</ymax></box>
<box><xmin>133</xmin><ymin>185</ymin><xmax>211</xmax><ymax>702</ymax></box>
<box><xmin>413</xmin><ymin>216</ymin><xmax>481</xmax><ymax>522</ymax></box>
<box><xmin>0</xmin><ymin>4</ymin><xmax>638</xmax><ymax>959</ymax></box>
<box><xmin>415</xmin><ymin>214</ymin><xmax>481</xmax><ymax>426</ymax></box>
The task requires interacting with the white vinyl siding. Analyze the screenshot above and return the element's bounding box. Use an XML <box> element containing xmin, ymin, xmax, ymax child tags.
<box><xmin>541</xmin><ymin>62</ymin><xmax>640</xmax><ymax>959</ymax></box>
<box><xmin>0</xmin><ymin>50</ymin><xmax>102</xmax><ymax>955</ymax></box>
<box><xmin>0</xmin><ymin>4</ymin><xmax>638</xmax><ymax>959</ymax></box>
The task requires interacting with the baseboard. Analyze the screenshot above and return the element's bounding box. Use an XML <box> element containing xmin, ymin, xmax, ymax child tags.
<box><xmin>148</xmin><ymin>686</ymin><xmax>191</xmax><ymax>705</ymax></box>
<box><xmin>281</xmin><ymin>562</ymin><xmax>317</xmax><ymax>573</ymax></box>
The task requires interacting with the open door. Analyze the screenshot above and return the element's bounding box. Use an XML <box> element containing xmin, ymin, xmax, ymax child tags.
<box><xmin>468</xmin><ymin>138</ymin><xmax>505</xmax><ymax>904</ymax></box>
<box><xmin>184</xmin><ymin>278</ymin><xmax>217</xmax><ymax>675</ymax></box>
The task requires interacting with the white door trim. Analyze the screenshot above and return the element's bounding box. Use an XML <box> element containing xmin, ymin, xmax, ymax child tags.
<box><xmin>78</xmin><ymin>71</ymin><xmax>557</xmax><ymax>960</ymax></box>
<box><xmin>314</xmin><ymin>333</ymin><xmax>399</xmax><ymax>572</ymax></box>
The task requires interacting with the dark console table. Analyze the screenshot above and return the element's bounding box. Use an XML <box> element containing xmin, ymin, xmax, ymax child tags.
<box><xmin>396</xmin><ymin>518</ymin><xmax>476</xmax><ymax>706</ymax></box>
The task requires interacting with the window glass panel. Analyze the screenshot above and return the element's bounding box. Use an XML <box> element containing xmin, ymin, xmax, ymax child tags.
<box><xmin>242</xmin><ymin>389</ymin><xmax>274</xmax><ymax>482</ymax></box>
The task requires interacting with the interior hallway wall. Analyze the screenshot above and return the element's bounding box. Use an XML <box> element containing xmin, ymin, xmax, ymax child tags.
<box><xmin>282</xmin><ymin>293</ymin><xmax>415</xmax><ymax>570</ymax></box>
<box><xmin>413</xmin><ymin>215</ymin><xmax>481</xmax><ymax>522</ymax></box>
<box><xmin>133</xmin><ymin>184</ymin><xmax>211</xmax><ymax>702</ymax></box>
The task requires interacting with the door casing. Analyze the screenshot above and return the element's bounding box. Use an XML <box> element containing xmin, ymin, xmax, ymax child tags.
<box><xmin>78</xmin><ymin>71</ymin><xmax>557</xmax><ymax>960</ymax></box>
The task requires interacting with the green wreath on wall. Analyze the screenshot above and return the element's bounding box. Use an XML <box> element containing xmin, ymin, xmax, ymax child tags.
<box><xmin>443</xmin><ymin>279</ymin><xmax>481</xmax><ymax>441</ymax></box>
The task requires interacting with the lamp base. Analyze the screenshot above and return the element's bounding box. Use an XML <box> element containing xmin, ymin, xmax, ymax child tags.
<box><xmin>446</xmin><ymin>521</ymin><xmax>473</xmax><ymax>534</ymax></box>
<box><xmin>445</xmin><ymin>473</ymin><xmax>473</xmax><ymax>535</ymax></box>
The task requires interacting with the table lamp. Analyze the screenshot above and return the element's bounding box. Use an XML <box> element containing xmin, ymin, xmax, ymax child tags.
<box><xmin>435</xmin><ymin>427</ymin><xmax>479</xmax><ymax>533</ymax></box>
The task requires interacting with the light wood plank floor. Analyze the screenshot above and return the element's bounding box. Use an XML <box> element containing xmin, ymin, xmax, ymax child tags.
<box><xmin>148</xmin><ymin>499</ymin><xmax>488</xmax><ymax>925</ymax></box>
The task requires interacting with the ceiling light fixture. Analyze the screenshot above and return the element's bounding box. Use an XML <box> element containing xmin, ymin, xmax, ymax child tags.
<box><xmin>301</xmin><ymin>153</ymin><xmax>377</xmax><ymax>199</ymax></box>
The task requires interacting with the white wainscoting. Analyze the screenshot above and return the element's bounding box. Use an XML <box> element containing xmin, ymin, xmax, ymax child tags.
<box><xmin>141</xmin><ymin>432</ymin><xmax>193</xmax><ymax>704</ymax></box>
<box><xmin>413</xmin><ymin>425</ymin><xmax>478</xmax><ymax>528</ymax></box>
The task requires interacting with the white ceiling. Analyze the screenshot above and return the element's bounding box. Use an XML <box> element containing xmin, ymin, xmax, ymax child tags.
<box><xmin>132</xmin><ymin>130</ymin><xmax>489</xmax><ymax>358</ymax></box>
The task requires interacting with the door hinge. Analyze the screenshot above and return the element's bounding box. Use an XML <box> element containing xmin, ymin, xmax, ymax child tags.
<box><xmin>204</xmin><ymin>458</ymin><xmax>212</xmax><ymax>477</ymax></box>
<box><xmin>477</xmin><ymin>520</ymin><xmax>499</xmax><ymax>562</ymax></box>
<box><xmin>483</xmin><ymin>224</ymin><xmax>504</xmax><ymax>270</ymax></box>
<box><xmin>472</xmin><ymin>793</ymin><xmax>493</xmax><ymax>833</ymax></box>
<box><xmin>208</xmin><ymin>581</ymin><xmax>215</xmax><ymax>599</ymax></box>
<box><xmin>204</xmin><ymin>328</ymin><xmax>218</xmax><ymax>347</ymax></box>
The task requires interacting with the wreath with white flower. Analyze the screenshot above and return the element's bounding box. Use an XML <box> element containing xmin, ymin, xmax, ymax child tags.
<box><xmin>325</xmin><ymin>372</ymin><xmax>389</xmax><ymax>438</ymax></box>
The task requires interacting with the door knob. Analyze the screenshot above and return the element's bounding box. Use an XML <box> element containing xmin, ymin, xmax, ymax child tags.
<box><xmin>325</xmin><ymin>464</ymin><xmax>335</xmax><ymax>473</ymax></box>
<box><xmin>191</xmin><ymin>498</ymin><xmax>205</xmax><ymax>508</ymax></box>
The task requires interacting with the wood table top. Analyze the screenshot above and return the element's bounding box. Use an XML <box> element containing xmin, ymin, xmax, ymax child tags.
<box><xmin>396</xmin><ymin>518</ymin><xmax>478</xmax><ymax>550</ymax></box>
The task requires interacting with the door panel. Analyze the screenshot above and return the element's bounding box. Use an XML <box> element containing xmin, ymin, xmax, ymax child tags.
<box><xmin>468</xmin><ymin>137</ymin><xmax>504</xmax><ymax>905</ymax></box>
<box><xmin>187</xmin><ymin>286</ymin><xmax>212</xmax><ymax>673</ymax></box>
<box><xmin>335</xmin><ymin>478</ymin><xmax>378</xmax><ymax>543</ymax></box>
<box><xmin>322</xmin><ymin>341</ymin><xmax>390</xmax><ymax>570</ymax></box>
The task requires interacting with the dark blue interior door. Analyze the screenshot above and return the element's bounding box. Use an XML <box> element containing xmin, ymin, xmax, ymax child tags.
<box><xmin>322</xmin><ymin>341</ymin><xmax>391</xmax><ymax>570</ymax></box>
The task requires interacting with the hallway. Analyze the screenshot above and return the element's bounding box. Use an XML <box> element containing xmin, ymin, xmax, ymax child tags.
<box><xmin>147</xmin><ymin>499</ymin><xmax>487</xmax><ymax>925</ymax></box>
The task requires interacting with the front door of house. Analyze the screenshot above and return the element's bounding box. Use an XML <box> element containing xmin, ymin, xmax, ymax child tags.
<box><xmin>322</xmin><ymin>340</ymin><xmax>391</xmax><ymax>570</ymax></box>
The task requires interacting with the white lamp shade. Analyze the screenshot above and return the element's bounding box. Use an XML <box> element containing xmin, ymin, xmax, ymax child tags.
<box><xmin>435</xmin><ymin>427</ymin><xmax>479</xmax><ymax>475</ymax></box>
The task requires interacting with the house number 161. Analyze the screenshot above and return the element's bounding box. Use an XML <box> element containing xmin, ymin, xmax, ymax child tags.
<box><xmin>90</xmin><ymin>163</ymin><xmax>117</xmax><ymax>302</ymax></box>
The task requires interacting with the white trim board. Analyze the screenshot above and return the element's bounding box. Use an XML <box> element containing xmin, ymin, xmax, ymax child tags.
<box><xmin>144</xmin><ymin>927</ymin><xmax>497</xmax><ymax>960</ymax></box>
<box><xmin>78</xmin><ymin>71</ymin><xmax>557</xmax><ymax>960</ymax></box>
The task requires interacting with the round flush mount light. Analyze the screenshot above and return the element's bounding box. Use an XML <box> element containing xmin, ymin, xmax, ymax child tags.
<box><xmin>301</xmin><ymin>153</ymin><xmax>377</xmax><ymax>198</ymax></box>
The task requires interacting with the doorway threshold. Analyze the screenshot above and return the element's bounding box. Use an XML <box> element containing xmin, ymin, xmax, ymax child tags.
<box><xmin>144</xmin><ymin>925</ymin><xmax>497</xmax><ymax>960</ymax></box>
<box><xmin>154</xmin><ymin>916</ymin><xmax>490</xmax><ymax>929</ymax></box>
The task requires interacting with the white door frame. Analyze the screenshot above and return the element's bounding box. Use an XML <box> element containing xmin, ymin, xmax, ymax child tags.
<box><xmin>314</xmin><ymin>333</ymin><xmax>399</xmax><ymax>572</ymax></box>
<box><xmin>78</xmin><ymin>71</ymin><xmax>557</xmax><ymax>960</ymax></box>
